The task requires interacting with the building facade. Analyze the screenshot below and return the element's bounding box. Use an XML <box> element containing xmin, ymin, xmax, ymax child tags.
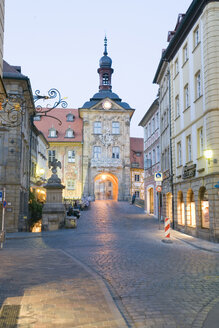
<box><xmin>153</xmin><ymin>61</ymin><xmax>173</xmax><ymax>222</ymax></box>
<box><xmin>0</xmin><ymin>61</ymin><xmax>35</xmax><ymax>232</ymax></box>
<box><xmin>34</xmin><ymin>108</ymin><xmax>83</xmax><ymax>201</ymax></box>
<box><xmin>154</xmin><ymin>0</ymin><xmax>219</xmax><ymax>241</ymax></box>
<box><xmin>130</xmin><ymin>137</ymin><xmax>144</xmax><ymax>202</ymax></box>
<box><xmin>139</xmin><ymin>98</ymin><xmax>160</xmax><ymax>216</ymax></box>
<box><xmin>79</xmin><ymin>38</ymin><xmax>134</xmax><ymax>201</ymax></box>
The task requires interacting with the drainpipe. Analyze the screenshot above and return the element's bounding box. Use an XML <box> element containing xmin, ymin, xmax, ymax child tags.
<box><xmin>167</xmin><ymin>65</ymin><xmax>175</xmax><ymax>229</ymax></box>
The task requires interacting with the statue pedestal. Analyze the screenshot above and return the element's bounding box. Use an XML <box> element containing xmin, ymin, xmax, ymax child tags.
<box><xmin>42</xmin><ymin>173</ymin><xmax>65</xmax><ymax>231</ymax></box>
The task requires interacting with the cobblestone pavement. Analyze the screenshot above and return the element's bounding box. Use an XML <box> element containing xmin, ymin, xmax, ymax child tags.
<box><xmin>2</xmin><ymin>200</ymin><xmax>219</xmax><ymax>328</ymax></box>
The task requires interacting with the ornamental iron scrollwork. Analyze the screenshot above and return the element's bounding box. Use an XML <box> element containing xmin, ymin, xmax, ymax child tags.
<box><xmin>34</xmin><ymin>88</ymin><xmax>68</xmax><ymax>125</ymax></box>
<box><xmin>0</xmin><ymin>88</ymin><xmax>68</xmax><ymax>127</ymax></box>
<box><xmin>0</xmin><ymin>93</ymin><xmax>25</xmax><ymax>128</ymax></box>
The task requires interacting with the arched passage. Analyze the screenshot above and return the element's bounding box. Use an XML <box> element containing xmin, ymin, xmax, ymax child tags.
<box><xmin>94</xmin><ymin>173</ymin><xmax>118</xmax><ymax>200</ymax></box>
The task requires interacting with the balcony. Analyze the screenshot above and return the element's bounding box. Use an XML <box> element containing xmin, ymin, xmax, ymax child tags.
<box><xmin>91</xmin><ymin>157</ymin><xmax>123</xmax><ymax>168</ymax></box>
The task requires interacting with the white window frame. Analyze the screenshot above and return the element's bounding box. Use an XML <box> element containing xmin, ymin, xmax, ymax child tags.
<box><xmin>65</xmin><ymin>129</ymin><xmax>74</xmax><ymax>138</ymax></box>
<box><xmin>66</xmin><ymin>114</ymin><xmax>74</xmax><ymax>122</ymax></box>
<box><xmin>198</xmin><ymin>127</ymin><xmax>204</xmax><ymax>157</ymax></box>
<box><xmin>112</xmin><ymin>121</ymin><xmax>120</xmax><ymax>134</ymax></box>
<box><xmin>48</xmin><ymin>150</ymin><xmax>56</xmax><ymax>163</ymax></box>
<box><xmin>175</xmin><ymin>95</ymin><xmax>180</xmax><ymax>117</ymax></box>
<box><xmin>112</xmin><ymin>146</ymin><xmax>120</xmax><ymax>159</ymax></box>
<box><xmin>177</xmin><ymin>142</ymin><xmax>182</xmax><ymax>166</ymax></box>
<box><xmin>184</xmin><ymin>84</ymin><xmax>189</xmax><ymax>109</ymax></box>
<box><xmin>183</xmin><ymin>43</ymin><xmax>188</xmax><ymax>63</ymax></box>
<box><xmin>187</xmin><ymin>135</ymin><xmax>192</xmax><ymax>162</ymax></box>
<box><xmin>156</xmin><ymin>145</ymin><xmax>160</xmax><ymax>163</ymax></box>
<box><xmin>94</xmin><ymin>122</ymin><xmax>102</xmax><ymax>134</ymax></box>
<box><xmin>67</xmin><ymin>180</ymin><xmax>75</xmax><ymax>190</ymax></box>
<box><xmin>194</xmin><ymin>26</ymin><xmax>200</xmax><ymax>48</ymax></box>
<box><xmin>49</xmin><ymin>128</ymin><xmax>57</xmax><ymax>138</ymax></box>
<box><xmin>196</xmin><ymin>71</ymin><xmax>201</xmax><ymax>99</ymax></box>
<box><xmin>134</xmin><ymin>174</ymin><xmax>140</xmax><ymax>182</ymax></box>
<box><xmin>93</xmin><ymin>146</ymin><xmax>101</xmax><ymax>159</ymax></box>
<box><xmin>68</xmin><ymin>150</ymin><xmax>75</xmax><ymax>163</ymax></box>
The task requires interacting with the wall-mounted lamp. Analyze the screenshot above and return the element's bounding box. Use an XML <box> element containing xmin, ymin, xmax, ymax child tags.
<box><xmin>204</xmin><ymin>149</ymin><xmax>213</xmax><ymax>165</ymax></box>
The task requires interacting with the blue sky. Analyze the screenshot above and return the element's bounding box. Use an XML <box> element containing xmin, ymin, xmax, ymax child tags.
<box><xmin>4</xmin><ymin>0</ymin><xmax>192</xmax><ymax>137</ymax></box>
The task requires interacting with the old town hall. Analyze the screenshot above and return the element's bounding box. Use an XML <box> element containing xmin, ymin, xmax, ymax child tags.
<box><xmin>79</xmin><ymin>37</ymin><xmax>135</xmax><ymax>201</ymax></box>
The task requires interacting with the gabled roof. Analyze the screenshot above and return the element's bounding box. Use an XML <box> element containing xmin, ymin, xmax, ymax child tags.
<box><xmin>130</xmin><ymin>137</ymin><xmax>144</xmax><ymax>169</ymax></box>
<box><xmin>138</xmin><ymin>98</ymin><xmax>159</xmax><ymax>127</ymax></box>
<box><xmin>80</xmin><ymin>90</ymin><xmax>131</xmax><ymax>110</ymax></box>
<box><xmin>34</xmin><ymin>108</ymin><xmax>82</xmax><ymax>143</ymax></box>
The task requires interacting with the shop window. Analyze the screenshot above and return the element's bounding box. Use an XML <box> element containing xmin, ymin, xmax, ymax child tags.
<box><xmin>187</xmin><ymin>189</ymin><xmax>196</xmax><ymax>227</ymax></box>
<box><xmin>199</xmin><ymin>187</ymin><xmax>209</xmax><ymax>229</ymax></box>
<box><xmin>177</xmin><ymin>191</ymin><xmax>185</xmax><ymax>225</ymax></box>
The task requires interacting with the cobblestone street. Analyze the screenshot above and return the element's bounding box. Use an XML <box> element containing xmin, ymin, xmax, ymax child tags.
<box><xmin>1</xmin><ymin>201</ymin><xmax>219</xmax><ymax>327</ymax></box>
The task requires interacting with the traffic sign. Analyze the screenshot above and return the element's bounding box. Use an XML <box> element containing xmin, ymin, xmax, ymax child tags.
<box><xmin>3</xmin><ymin>201</ymin><xmax>7</xmax><ymax>208</ymax></box>
<box><xmin>0</xmin><ymin>191</ymin><xmax>2</xmax><ymax>202</ymax></box>
<box><xmin>154</xmin><ymin>172</ymin><xmax>163</xmax><ymax>182</ymax></box>
<box><xmin>214</xmin><ymin>181</ymin><xmax>219</xmax><ymax>188</ymax></box>
<box><xmin>156</xmin><ymin>181</ymin><xmax>162</xmax><ymax>186</ymax></box>
<box><xmin>156</xmin><ymin>186</ymin><xmax>162</xmax><ymax>192</ymax></box>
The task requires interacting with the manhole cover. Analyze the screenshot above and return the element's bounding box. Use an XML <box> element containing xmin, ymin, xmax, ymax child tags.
<box><xmin>0</xmin><ymin>305</ymin><xmax>20</xmax><ymax>327</ymax></box>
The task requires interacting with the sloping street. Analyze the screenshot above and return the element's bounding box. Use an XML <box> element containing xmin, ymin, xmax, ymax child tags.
<box><xmin>1</xmin><ymin>201</ymin><xmax>219</xmax><ymax>328</ymax></box>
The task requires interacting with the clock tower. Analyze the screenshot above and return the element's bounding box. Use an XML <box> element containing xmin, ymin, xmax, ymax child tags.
<box><xmin>79</xmin><ymin>38</ymin><xmax>135</xmax><ymax>201</ymax></box>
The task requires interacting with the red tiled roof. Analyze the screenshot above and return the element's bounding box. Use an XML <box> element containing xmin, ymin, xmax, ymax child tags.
<box><xmin>34</xmin><ymin>108</ymin><xmax>83</xmax><ymax>142</ymax></box>
<box><xmin>130</xmin><ymin>137</ymin><xmax>144</xmax><ymax>169</ymax></box>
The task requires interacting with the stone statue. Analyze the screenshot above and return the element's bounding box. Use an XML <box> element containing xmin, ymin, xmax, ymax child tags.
<box><xmin>49</xmin><ymin>158</ymin><xmax>61</xmax><ymax>174</ymax></box>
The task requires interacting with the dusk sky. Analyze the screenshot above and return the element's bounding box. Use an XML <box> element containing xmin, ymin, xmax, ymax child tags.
<box><xmin>4</xmin><ymin>0</ymin><xmax>192</xmax><ymax>137</ymax></box>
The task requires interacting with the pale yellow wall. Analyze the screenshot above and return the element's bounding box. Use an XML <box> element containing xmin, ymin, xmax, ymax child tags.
<box><xmin>47</xmin><ymin>142</ymin><xmax>83</xmax><ymax>199</ymax></box>
<box><xmin>202</xmin><ymin>2</ymin><xmax>219</xmax><ymax>174</ymax></box>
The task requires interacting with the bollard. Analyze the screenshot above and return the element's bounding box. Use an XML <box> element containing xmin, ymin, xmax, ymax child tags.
<box><xmin>162</xmin><ymin>217</ymin><xmax>173</xmax><ymax>243</ymax></box>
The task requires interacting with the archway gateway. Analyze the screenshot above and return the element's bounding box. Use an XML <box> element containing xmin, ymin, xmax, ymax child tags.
<box><xmin>94</xmin><ymin>173</ymin><xmax>118</xmax><ymax>200</ymax></box>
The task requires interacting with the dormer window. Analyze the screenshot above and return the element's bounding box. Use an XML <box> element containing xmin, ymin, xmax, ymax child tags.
<box><xmin>102</xmin><ymin>73</ymin><xmax>109</xmax><ymax>85</ymax></box>
<box><xmin>66</xmin><ymin>114</ymin><xmax>74</xmax><ymax>122</ymax></box>
<box><xmin>65</xmin><ymin>128</ymin><xmax>74</xmax><ymax>138</ymax></box>
<box><xmin>48</xmin><ymin>128</ymin><xmax>57</xmax><ymax>138</ymax></box>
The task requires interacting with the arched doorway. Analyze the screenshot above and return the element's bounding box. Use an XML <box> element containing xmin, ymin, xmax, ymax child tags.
<box><xmin>94</xmin><ymin>173</ymin><xmax>118</xmax><ymax>200</ymax></box>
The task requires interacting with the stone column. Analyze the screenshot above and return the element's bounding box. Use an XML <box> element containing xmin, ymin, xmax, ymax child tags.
<box><xmin>42</xmin><ymin>159</ymin><xmax>65</xmax><ymax>231</ymax></box>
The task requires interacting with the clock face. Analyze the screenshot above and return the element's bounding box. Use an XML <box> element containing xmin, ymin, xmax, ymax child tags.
<box><xmin>102</xmin><ymin>100</ymin><xmax>112</xmax><ymax>110</ymax></box>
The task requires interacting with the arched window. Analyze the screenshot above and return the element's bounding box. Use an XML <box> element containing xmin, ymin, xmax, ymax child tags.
<box><xmin>66</xmin><ymin>114</ymin><xmax>74</xmax><ymax>122</ymax></box>
<box><xmin>65</xmin><ymin>129</ymin><xmax>74</xmax><ymax>138</ymax></box>
<box><xmin>102</xmin><ymin>73</ymin><xmax>109</xmax><ymax>85</ymax></box>
<box><xmin>48</xmin><ymin>128</ymin><xmax>57</xmax><ymax>138</ymax></box>
<box><xmin>177</xmin><ymin>191</ymin><xmax>185</xmax><ymax>225</ymax></box>
<box><xmin>187</xmin><ymin>189</ymin><xmax>196</xmax><ymax>227</ymax></box>
<box><xmin>199</xmin><ymin>187</ymin><xmax>209</xmax><ymax>229</ymax></box>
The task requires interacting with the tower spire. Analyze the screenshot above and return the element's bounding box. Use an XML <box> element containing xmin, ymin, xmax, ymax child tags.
<box><xmin>104</xmin><ymin>36</ymin><xmax>108</xmax><ymax>56</ymax></box>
